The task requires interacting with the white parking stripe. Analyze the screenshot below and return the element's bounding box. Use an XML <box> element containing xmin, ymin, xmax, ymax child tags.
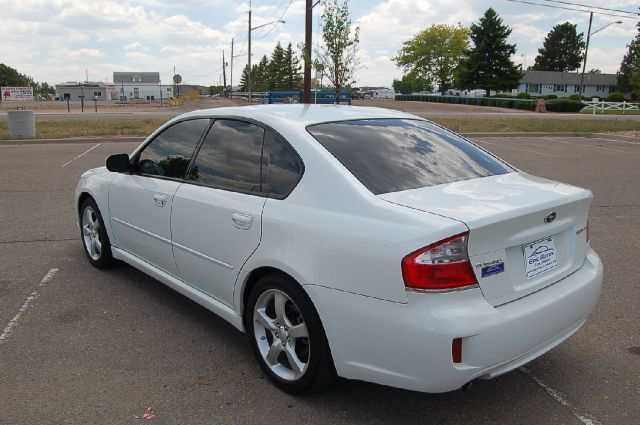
<box><xmin>61</xmin><ymin>143</ymin><xmax>101</xmax><ymax>167</ymax></box>
<box><xmin>473</xmin><ymin>139</ymin><xmax>551</xmax><ymax>156</ymax></box>
<box><xmin>520</xmin><ymin>367</ymin><xmax>601</xmax><ymax>425</ymax></box>
<box><xmin>0</xmin><ymin>268</ymin><xmax>58</xmax><ymax>346</ymax></box>
<box><xmin>593</xmin><ymin>137</ymin><xmax>640</xmax><ymax>145</ymax></box>
<box><xmin>542</xmin><ymin>137</ymin><xmax>636</xmax><ymax>154</ymax></box>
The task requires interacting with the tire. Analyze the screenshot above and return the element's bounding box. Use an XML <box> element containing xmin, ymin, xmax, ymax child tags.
<box><xmin>79</xmin><ymin>197</ymin><xmax>115</xmax><ymax>269</ymax></box>
<box><xmin>246</xmin><ymin>274</ymin><xmax>336</xmax><ymax>394</ymax></box>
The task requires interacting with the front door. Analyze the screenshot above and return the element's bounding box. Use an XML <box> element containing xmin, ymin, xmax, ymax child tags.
<box><xmin>171</xmin><ymin>119</ymin><xmax>266</xmax><ymax>306</ymax></box>
<box><xmin>109</xmin><ymin>118</ymin><xmax>210</xmax><ymax>275</ymax></box>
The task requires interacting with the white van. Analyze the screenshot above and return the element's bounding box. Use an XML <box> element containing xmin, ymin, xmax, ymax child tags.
<box><xmin>372</xmin><ymin>89</ymin><xmax>396</xmax><ymax>100</ymax></box>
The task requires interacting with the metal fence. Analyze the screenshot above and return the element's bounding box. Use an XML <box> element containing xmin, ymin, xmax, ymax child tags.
<box><xmin>230</xmin><ymin>90</ymin><xmax>351</xmax><ymax>105</ymax></box>
<box><xmin>395</xmin><ymin>94</ymin><xmax>536</xmax><ymax>110</ymax></box>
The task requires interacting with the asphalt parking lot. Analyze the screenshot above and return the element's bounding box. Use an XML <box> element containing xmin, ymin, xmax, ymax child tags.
<box><xmin>0</xmin><ymin>134</ymin><xmax>638</xmax><ymax>424</ymax></box>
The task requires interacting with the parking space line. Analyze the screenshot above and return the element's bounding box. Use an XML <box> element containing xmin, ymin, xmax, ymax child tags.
<box><xmin>593</xmin><ymin>137</ymin><xmax>640</xmax><ymax>146</ymax></box>
<box><xmin>61</xmin><ymin>143</ymin><xmax>101</xmax><ymax>167</ymax></box>
<box><xmin>473</xmin><ymin>139</ymin><xmax>551</xmax><ymax>156</ymax></box>
<box><xmin>542</xmin><ymin>137</ymin><xmax>636</xmax><ymax>154</ymax></box>
<box><xmin>0</xmin><ymin>268</ymin><xmax>58</xmax><ymax>346</ymax></box>
<box><xmin>520</xmin><ymin>367</ymin><xmax>601</xmax><ymax>425</ymax></box>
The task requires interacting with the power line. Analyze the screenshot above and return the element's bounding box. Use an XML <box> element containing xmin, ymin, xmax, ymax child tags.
<box><xmin>538</xmin><ymin>0</ymin><xmax>638</xmax><ymax>16</ymax></box>
<box><xmin>505</xmin><ymin>0</ymin><xmax>639</xmax><ymax>20</ymax></box>
<box><xmin>255</xmin><ymin>0</ymin><xmax>293</xmax><ymax>39</ymax></box>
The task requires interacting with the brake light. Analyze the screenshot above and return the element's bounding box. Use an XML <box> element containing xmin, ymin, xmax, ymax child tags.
<box><xmin>402</xmin><ymin>232</ymin><xmax>478</xmax><ymax>290</ymax></box>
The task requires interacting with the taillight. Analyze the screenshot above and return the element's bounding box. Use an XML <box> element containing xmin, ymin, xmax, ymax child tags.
<box><xmin>401</xmin><ymin>232</ymin><xmax>478</xmax><ymax>290</ymax></box>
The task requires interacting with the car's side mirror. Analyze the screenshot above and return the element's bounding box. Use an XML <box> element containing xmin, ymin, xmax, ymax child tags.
<box><xmin>106</xmin><ymin>153</ymin><xmax>131</xmax><ymax>173</ymax></box>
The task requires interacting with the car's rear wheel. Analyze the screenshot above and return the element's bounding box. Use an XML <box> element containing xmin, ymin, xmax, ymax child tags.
<box><xmin>80</xmin><ymin>197</ymin><xmax>114</xmax><ymax>268</ymax></box>
<box><xmin>247</xmin><ymin>274</ymin><xmax>336</xmax><ymax>394</ymax></box>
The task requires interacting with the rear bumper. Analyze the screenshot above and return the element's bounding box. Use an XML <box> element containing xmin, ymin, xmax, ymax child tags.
<box><xmin>305</xmin><ymin>247</ymin><xmax>602</xmax><ymax>393</ymax></box>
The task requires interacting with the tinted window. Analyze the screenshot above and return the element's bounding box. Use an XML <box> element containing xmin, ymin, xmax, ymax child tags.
<box><xmin>262</xmin><ymin>131</ymin><xmax>302</xmax><ymax>197</ymax></box>
<box><xmin>137</xmin><ymin>119</ymin><xmax>210</xmax><ymax>179</ymax></box>
<box><xmin>307</xmin><ymin>119</ymin><xmax>512</xmax><ymax>194</ymax></box>
<box><xmin>188</xmin><ymin>120</ymin><xmax>264</xmax><ymax>193</ymax></box>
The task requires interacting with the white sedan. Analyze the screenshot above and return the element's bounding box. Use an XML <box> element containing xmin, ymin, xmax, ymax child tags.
<box><xmin>75</xmin><ymin>105</ymin><xmax>602</xmax><ymax>394</ymax></box>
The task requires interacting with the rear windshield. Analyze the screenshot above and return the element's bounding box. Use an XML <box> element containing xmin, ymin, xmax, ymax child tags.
<box><xmin>307</xmin><ymin>119</ymin><xmax>512</xmax><ymax>194</ymax></box>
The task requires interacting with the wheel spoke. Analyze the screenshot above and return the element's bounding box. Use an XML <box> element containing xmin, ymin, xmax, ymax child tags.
<box><xmin>288</xmin><ymin>322</ymin><xmax>308</xmax><ymax>339</ymax></box>
<box><xmin>254</xmin><ymin>308</ymin><xmax>277</xmax><ymax>331</ymax></box>
<box><xmin>82</xmin><ymin>225</ymin><xmax>91</xmax><ymax>236</ymax></box>
<box><xmin>285</xmin><ymin>345</ymin><xmax>305</xmax><ymax>376</ymax></box>
<box><xmin>273</xmin><ymin>292</ymin><xmax>288</xmax><ymax>324</ymax></box>
<box><xmin>84</xmin><ymin>208</ymin><xmax>95</xmax><ymax>227</ymax></box>
<box><xmin>265</xmin><ymin>340</ymin><xmax>283</xmax><ymax>365</ymax></box>
<box><xmin>92</xmin><ymin>237</ymin><xmax>101</xmax><ymax>255</ymax></box>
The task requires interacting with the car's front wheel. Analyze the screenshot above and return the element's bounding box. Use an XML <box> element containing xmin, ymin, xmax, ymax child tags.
<box><xmin>80</xmin><ymin>197</ymin><xmax>114</xmax><ymax>268</ymax></box>
<box><xmin>247</xmin><ymin>274</ymin><xmax>336</xmax><ymax>394</ymax></box>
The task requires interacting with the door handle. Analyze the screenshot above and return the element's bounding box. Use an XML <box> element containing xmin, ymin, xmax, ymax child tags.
<box><xmin>153</xmin><ymin>193</ymin><xmax>167</xmax><ymax>207</ymax></box>
<box><xmin>231</xmin><ymin>212</ymin><xmax>253</xmax><ymax>230</ymax></box>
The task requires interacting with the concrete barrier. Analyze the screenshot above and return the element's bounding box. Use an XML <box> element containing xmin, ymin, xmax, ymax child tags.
<box><xmin>8</xmin><ymin>110</ymin><xmax>36</xmax><ymax>138</ymax></box>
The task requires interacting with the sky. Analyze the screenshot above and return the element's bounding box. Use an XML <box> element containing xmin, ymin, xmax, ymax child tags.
<box><xmin>1</xmin><ymin>0</ymin><xmax>638</xmax><ymax>88</ymax></box>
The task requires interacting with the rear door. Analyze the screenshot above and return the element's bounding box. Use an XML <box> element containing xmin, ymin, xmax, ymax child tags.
<box><xmin>171</xmin><ymin>119</ymin><xmax>267</xmax><ymax>306</ymax></box>
<box><xmin>109</xmin><ymin>118</ymin><xmax>210</xmax><ymax>275</ymax></box>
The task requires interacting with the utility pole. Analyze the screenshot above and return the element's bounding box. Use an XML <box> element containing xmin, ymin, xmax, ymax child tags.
<box><xmin>579</xmin><ymin>12</ymin><xmax>593</xmax><ymax>99</ymax></box>
<box><xmin>222</xmin><ymin>50</ymin><xmax>227</xmax><ymax>96</ymax></box>
<box><xmin>303</xmin><ymin>0</ymin><xmax>313</xmax><ymax>103</ymax></box>
<box><xmin>230</xmin><ymin>38</ymin><xmax>234</xmax><ymax>96</ymax></box>
<box><xmin>248</xmin><ymin>2</ymin><xmax>252</xmax><ymax>101</ymax></box>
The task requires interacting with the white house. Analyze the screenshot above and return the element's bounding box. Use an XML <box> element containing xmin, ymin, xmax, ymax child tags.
<box><xmin>113</xmin><ymin>72</ymin><xmax>173</xmax><ymax>101</ymax></box>
<box><xmin>55</xmin><ymin>82</ymin><xmax>111</xmax><ymax>101</ymax></box>
<box><xmin>518</xmin><ymin>70</ymin><xmax>617</xmax><ymax>98</ymax></box>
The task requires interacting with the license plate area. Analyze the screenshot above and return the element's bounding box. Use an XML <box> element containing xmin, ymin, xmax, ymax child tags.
<box><xmin>523</xmin><ymin>236</ymin><xmax>558</xmax><ymax>279</ymax></box>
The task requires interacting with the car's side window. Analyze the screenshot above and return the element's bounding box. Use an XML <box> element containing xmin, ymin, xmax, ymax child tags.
<box><xmin>137</xmin><ymin>119</ymin><xmax>210</xmax><ymax>179</ymax></box>
<box><xmin>187</xmin><ymin>119</ymin><xmax>264</xmax><ymax>194</ymax></box>
<box><xmin>262</xmin><ymin>130</ymin><xmax>302</xmax><ymax>198</ymax></box>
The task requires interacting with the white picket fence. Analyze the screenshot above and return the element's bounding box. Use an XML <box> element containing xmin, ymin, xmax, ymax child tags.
<box><xmin>583</xmin><ymin>100</ymin><xmax>640</xmax><ymax>115</ymax></box>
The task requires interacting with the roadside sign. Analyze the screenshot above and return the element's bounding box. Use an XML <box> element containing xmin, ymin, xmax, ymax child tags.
<box><xmin>1</xmin><ymin>86</ymin><xmax>34</xmax><ymax>101</ymax></box>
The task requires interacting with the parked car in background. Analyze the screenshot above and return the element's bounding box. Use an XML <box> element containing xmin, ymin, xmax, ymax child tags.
<box><xmin>75</xmin><ymin>105</ymin><xmax>602</xmax><ymax>395</ymax></box>
<box><xmin>372</xmin><ymin>89</ymin><xmax>396</xmax><ymax>99</ymax></box>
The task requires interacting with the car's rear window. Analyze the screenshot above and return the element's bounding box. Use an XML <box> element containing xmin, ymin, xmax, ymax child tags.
<box><xmin>307</xmin><ymin>119</ymin><xmax>512</xmax><ymax>194</ymax></box>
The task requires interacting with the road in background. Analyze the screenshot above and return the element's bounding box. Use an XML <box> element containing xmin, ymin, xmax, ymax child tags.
<box><xmin>0</xmin><ymin>136</ymin><xmax>638</xmax><ymax>424</ymax></box>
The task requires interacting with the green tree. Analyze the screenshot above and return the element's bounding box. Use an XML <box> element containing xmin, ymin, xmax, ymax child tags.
<box><xmin>0</xmin><ymin>63</ymin><xmax>34</xmax><ymax>86</ymax></box>
<box><xmin>394</xmin><ymin>24</ymin><xmax>469</xmax><ymax>94</ymax></box>
<box><xmin>269</xmin><ymin>43</ymin><xmax>287</xmax><ymax>89</ymax></box>
<box><xmin>315</xmin><ymin>0</ymin><xmax>360</xmax><ymax>102</ymax></box>
<box><xmin>392</xmin><ymin>73</ymin><xmax>432</xmax><ymax>94</ymax></box>
<box><xmin>531</xmin><ymin>22</ymin><xmax>585</xmax><ymax>72</ymax></box>
<box><xmin>617</xmin><ymin>20</ymin><xmax>640</xmax><ymax>97</ymax></box>
<box><xmin>284</xmin><ymin>43</ymin><xmax>303</xmax><ymax>89</ymax></box>
<box><xmin>457</xmin><ymin>8</ymin><xmax>522</xmax><ymax>96</ymax></box>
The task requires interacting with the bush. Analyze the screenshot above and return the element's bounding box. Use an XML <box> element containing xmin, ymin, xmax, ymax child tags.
<box><xmin>606</xmin><ymin>92</ymin><xmax>625</xmax><ymax>102</ymax></box>
<box><xmin>545</xmin><ymin>94</ymin><xmax>558</xmax><ymax>100</ymax></box>
<box><xmin>568</xmin><ymin>94</ymin><xmax>585</xmax><ymax>101</ymax></box>
<box><xmin>545</xmin><ymin>99</ymin><xmax>585</xmax><ymax>113</ymax></box>
<box><xmin>516</xmin><ymin>92</ymin><xmax>532</xmax><ymax>99</ymax></box>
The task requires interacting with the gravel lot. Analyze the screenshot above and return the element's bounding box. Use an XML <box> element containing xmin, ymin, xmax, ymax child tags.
<box><xmin>0</xmin><ymin>135</ymin><xmax>638</xmax><ymax>424</ymax></box>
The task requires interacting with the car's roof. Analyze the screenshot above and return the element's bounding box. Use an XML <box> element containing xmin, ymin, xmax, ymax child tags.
<box><xmin>176</xmin><ymin>104</ymin><xmax>421</xmax><ymax>127</ymax></box>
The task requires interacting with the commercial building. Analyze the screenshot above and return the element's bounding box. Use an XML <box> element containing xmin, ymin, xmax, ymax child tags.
<box><xmin>518</xmin><ymin>70</ymin><xmax>617</xmax><ymax>98</ymax></box>
<box><xmin>113</xmin><ymin>72</ymin><xmax>173</xmax><ymax>101</ymax></box>
<box><xmin>55</xmin><ymin>82</ymin><xmax>112</xmax><ymax>101</ymax></box>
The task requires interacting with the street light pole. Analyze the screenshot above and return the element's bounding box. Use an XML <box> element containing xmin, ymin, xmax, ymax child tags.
<box><xmin>579</xmin><ymin>16</ymin><xmax>623</xmax><ymax>98</ymax></box>
<box><xmin>247</xmin><ymin>0</ymin><xmax>285</xmax><ymax>102</ymax></box>
<box><xmin>579</xmin><ymin>12</ymin><xmax>593</xmax><ymax>99</ymax></box>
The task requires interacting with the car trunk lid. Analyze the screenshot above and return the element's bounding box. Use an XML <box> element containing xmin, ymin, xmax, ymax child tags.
<box><xmin>380</xmin><ymin>172</ymin><xmax>591</xmax><ymax>306</ymax></box>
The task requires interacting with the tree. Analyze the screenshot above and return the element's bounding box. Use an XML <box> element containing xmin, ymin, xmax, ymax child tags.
<box><xmin>268</xmin><ymin>42</ymin><xmax>286</xmax><ymax>90</ymax></box>
<box><xmin>392</xmin><ymin>73</ymin><xmax>432</xmax><ymax>94</ymax></box>
<box><xmin>284</xmin><ymin>43</ymin><xmax>303</xmax><ymax>90</ymax></box>
<box><xmin>617</xmin><ymin>20</ymin><xmax>640</xmax><ymax>97</ymax></box>
<box><xmin>531</xmin><ymin>22</ymin><xmax>585</xmax><ymax>72</ymax></box>
<box><xmin>456</xmin><ymin>8</ymin><xmax>522</xmax><ymax>96</ymax></box>
<box><xmin>394</xmin><ymin>24</ymin><xmax>469</xmax><ymax>94</ymax></box>
<box><xmin>315</xmin><ymin>0</ymin><xmax>360</xmax><ymax>102</ymax></box>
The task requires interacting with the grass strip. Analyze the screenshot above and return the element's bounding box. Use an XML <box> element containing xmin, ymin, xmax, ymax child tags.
<box><xmin>1</xmin><ymin>117</ymin><xmax>639</xmax><ymax>140</ymax></box>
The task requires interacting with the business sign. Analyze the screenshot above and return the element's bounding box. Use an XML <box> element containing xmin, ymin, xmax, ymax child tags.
<box><xmin>1</xmin><ymin>86</ymin><xmax>33</xmax><ymax>101</ymax></box>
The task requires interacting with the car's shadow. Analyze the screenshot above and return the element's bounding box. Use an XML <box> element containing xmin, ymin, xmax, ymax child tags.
<box><xmin>72</xmin><ymin>244</ymin><xmax>563</xmax><ymax>423</ymax></box>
